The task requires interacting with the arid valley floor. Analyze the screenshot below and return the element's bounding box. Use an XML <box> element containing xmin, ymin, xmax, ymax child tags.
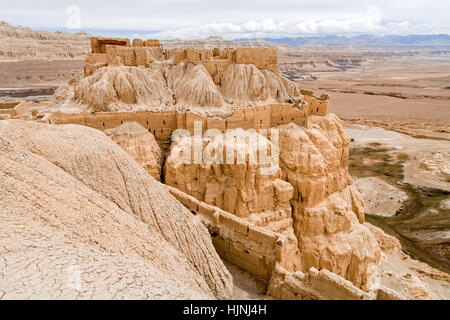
<box><xmin>290</xmin><ymin>52</ymin><xmax>450</xmax><ymax>273</ymax></box>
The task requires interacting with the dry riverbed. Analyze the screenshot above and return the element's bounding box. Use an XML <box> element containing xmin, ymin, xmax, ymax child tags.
<box><xmin>346</xmin><ymin>124</ymin><xmax>450</xmax><ymax>273</ymax></box>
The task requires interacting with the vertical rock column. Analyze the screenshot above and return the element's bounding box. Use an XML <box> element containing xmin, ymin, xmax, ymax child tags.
<box><xmin>277</xmin><ymin>114</ymin><xmax>381</xmax><ymax>291</ymax></box>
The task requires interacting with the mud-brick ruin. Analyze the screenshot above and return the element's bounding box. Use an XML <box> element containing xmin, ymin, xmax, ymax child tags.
<box><xmin>47</xmin><ymin>37</ymin><xmax>329</xmax><ymax>150</ymax></box>
<box><xmin>4</xmin><ymin>36</ymin><xmax>441</xmax><ymax>300</ymax></box>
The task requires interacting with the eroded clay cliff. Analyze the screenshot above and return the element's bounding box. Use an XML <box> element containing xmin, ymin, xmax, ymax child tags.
<box><xmin>164</xmin><ymin>129</ymin><xmax>297</xmax><ymax>235</ymax></box>
<box><xmin>277</xmin><ymin>114</ymin><xmax>381</xmax><ymax>291</ymax></box>
<box><xmin>0</xmin><ymin>120</ymin><xmax>233</xmax><ymax>299</ymax></box>
<box><xmin>0</xmin><ymin>21</ymin><xmax>90</xmax><ymax>60</ymax></box>
<box><xmin>105</xmin><ymin>122</ymin><xmax>162</xmax><ymax>180</ymax></box>
<box><xmin>52</xmin><ymin>62</ymin><xmax>304</xmax><ymax>115</ymax></box>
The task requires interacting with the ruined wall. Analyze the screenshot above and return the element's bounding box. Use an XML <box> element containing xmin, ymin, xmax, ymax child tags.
<box><xmin>301</xmin><ymin>90</ymin><xmax>329</xmax><ymax>116</ymax></box>
<box><xmin>45</xmin><ymin>100</ymin><xmax>330</xmax><ymax>158</ymax></box>
<box><xmin>0</xmin><ymin>100</ymin><xmax>21</xmax><ymax>109</ymax></box>
<box><xmin>167</xmin><ymin>186</ymin><xmax>293</xmax><ymax>282</ymax></box>
<box><xmin>167</xmin><ymin>47</ymin><xmax>277</xmax><ymax>83</ymax></box>
<box><xmin>304</xmin><ymin>96</ymin><xmax>328</xmax><ymax>116</ymax></box>
<box><xmin>47</xmin><ymin>103</ymin><xmax>309</xmax><ymax>145</ymax></box>
<box><xmin>85</xmin><ymin>37</ymin><xmax>160</xmax><ymax>75</ymax></box>
<box><xmin>167</xmin><ymin>185</ymin><xmax>380</xmax><ymax>299</ymax></box>
<box><xmin>84</xmin><ymin>52</ymin><xmax>108</xmax><ymax>76</ymax></box>
<box><xmin>144</xmin><ymin>39</ymin><xmax>161</xmax><ymax>47</ymax></box>
<box><xmin>168</xmin><ymin>48</ymin><xmax>276</xmax><ymax>72</ymax></box>
<box><xmin>90</xmin><ymin>37</ymin><xmax>131</xmax><ymax>54</ymax></box>
<box><xmin>267</xmin><ymin>265</ymin><xmax>375</xmax><ymax>300</ymax></box>
<box><xmin>46</xmin><ymin>100</ymin><xmax>328</xmax><ymax>142</ymax></box>
<box><xmin>85</xmin><ymin>37</ymin><xmax>278</xmax><ymax>82</ymax></box>
<box><xmin>0</xmin><ymin>101</ymin><xmax>30</xmax><ymax>119</ymax></box>
<box><xmin>235</xmin><ymin>48</ymin><xmax>277</xmax><ymax>74</ymax></box>
<box><xmin>89</xmin><ymin>36</ymin><xmax>157</xmax><ymax>54</ymax></box>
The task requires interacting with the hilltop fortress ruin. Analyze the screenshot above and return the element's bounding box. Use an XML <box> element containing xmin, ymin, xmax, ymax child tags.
<box><xmin>85</xmin><ymin>36</ymin><xmax>278</xmax><ymax>76</ymax></box>
<box><xmin>46</xmin><ymin>37</ymin><xmax>329</xmax><ymax>143</ymax></box>
<box><xmin>1</xmin><ymin>36</ymin><xmax>448</xmax><ymax>300</ymax></box>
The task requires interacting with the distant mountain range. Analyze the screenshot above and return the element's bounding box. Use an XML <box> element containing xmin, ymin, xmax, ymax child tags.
<box><xmin>3</xmin><ymin>20</ymin><xmax>450</xmax><ymax>51</ymax></box>
<box><xmin>235</xmin><ymin>34</ymin><xmax>450</xmax><ymax>47</ymax></box>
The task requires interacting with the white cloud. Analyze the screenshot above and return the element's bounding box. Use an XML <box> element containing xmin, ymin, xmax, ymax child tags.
<box><xmin>145</xmin><ymin>5</ymin><xmax>449</xmax><ymax>39</ymax></box>
<box><xmin>1</xmin><ymin>1</ymin><xmax>449</xmax><ymax>38</ymax></box>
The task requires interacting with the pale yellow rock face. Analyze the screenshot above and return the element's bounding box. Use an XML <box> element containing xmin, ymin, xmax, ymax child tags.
<box><xmin>0</xmin><ymin>120</ymin><xmax>233</xmax><ymax>300</ymax></box>
<box><xmin>164</xmin><ymin>129</ymin><xmax>300</xmax><ymax>246</ymax></box>
<box><xmin>55</xmin><ymin>60</ymin><xmax>305</xmax><ymax>115</ymax></box>
<box><xmin>72</xmin><ymin>63</ymin><xmax>226</xmax><ymax>112</ymax></box>
<box><xmin>164</xmin><ymin>128</ymin><xmax>304</xmax><ymax>272</ymax></box>
<box><xmin>219</xmin><ymin>64</ymin><xmax>301</xmax><ymax>105</ymax></box>
<box><xmin>105</xmin><ymin>122</ymin><xmax>162</xmax><ymax>181</ymax></box>
<box><xmin>168</xmin><ymin>63</ymin><xmax>226</xmax><ymax>108</ymax></box>
<box><xmin>277</xmin><ymin>114</ymin><xmax>381</xmax><ymax>291</ymax></box>
<box><xmin>0</xmin><ymin>21</ymin><xmax>90</xmax><ymax>61</ymax></box>
<box><xmin>73</xmin><ymin>65</ymin><xmax>174</xmax><ymax>112</ymax></box>
<box><xmin>165</xmin><ymin>129</ymin><xmax>289</xmax><ymax>218</ymax></box>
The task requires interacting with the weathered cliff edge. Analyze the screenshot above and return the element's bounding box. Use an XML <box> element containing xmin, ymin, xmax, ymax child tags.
<box><xmin>0</xmin><ymin>21</ymin><xmax>90</xmax><ymax>60</ymax></box>
<box><xmin>0</xmin><ymin>120</ymin><xmax>233</xmax><ymax>299</ymax></box>
<box><xmin>277</xmin><ymin>115</ymin><xmax>380</xmax><ymax>291</ymax></box>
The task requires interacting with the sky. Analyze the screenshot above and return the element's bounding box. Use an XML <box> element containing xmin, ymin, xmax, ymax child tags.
<box><xmin>1</xmin><ymin>0</ymin><xmax>450</xmax><ymax>39</ymax></box>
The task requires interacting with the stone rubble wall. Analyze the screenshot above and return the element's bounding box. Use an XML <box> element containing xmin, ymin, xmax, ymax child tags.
<box><xmin>0</xmin><ymin>101</ymin><xmax>30</xmax><ymax>119</ymax></box>
<box><xmin>267</xmin><ymin>265</ymin><xmax>376</xmax><ymax>300</ymax></box>
<box><xmin>166</xmin><ymin>186</ymin><xmax>292</xmax><ymax>283</ymax></box>
<box><xmin>46</xmin><ymin>103</ymin><xmax>310</xmax><ymax>145</ymax></box>
<box><xmin>0</xmin><ymin>100</ymin><xmax>21</xmax><ymax>109</ymax></box>
<box><xmin>84</xmin><ymin>37</ymin><xmax>277</xmax><ymax>82</ymax></box>
<box><xmin>90</xmin><ymin>36</ymin><xmax>132</xmax><ymax>54</ymax></box>
<box><xmin>301</xmin><ymin>89</ymin><xmax>329</xmax><ymax>116</ymax></box>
